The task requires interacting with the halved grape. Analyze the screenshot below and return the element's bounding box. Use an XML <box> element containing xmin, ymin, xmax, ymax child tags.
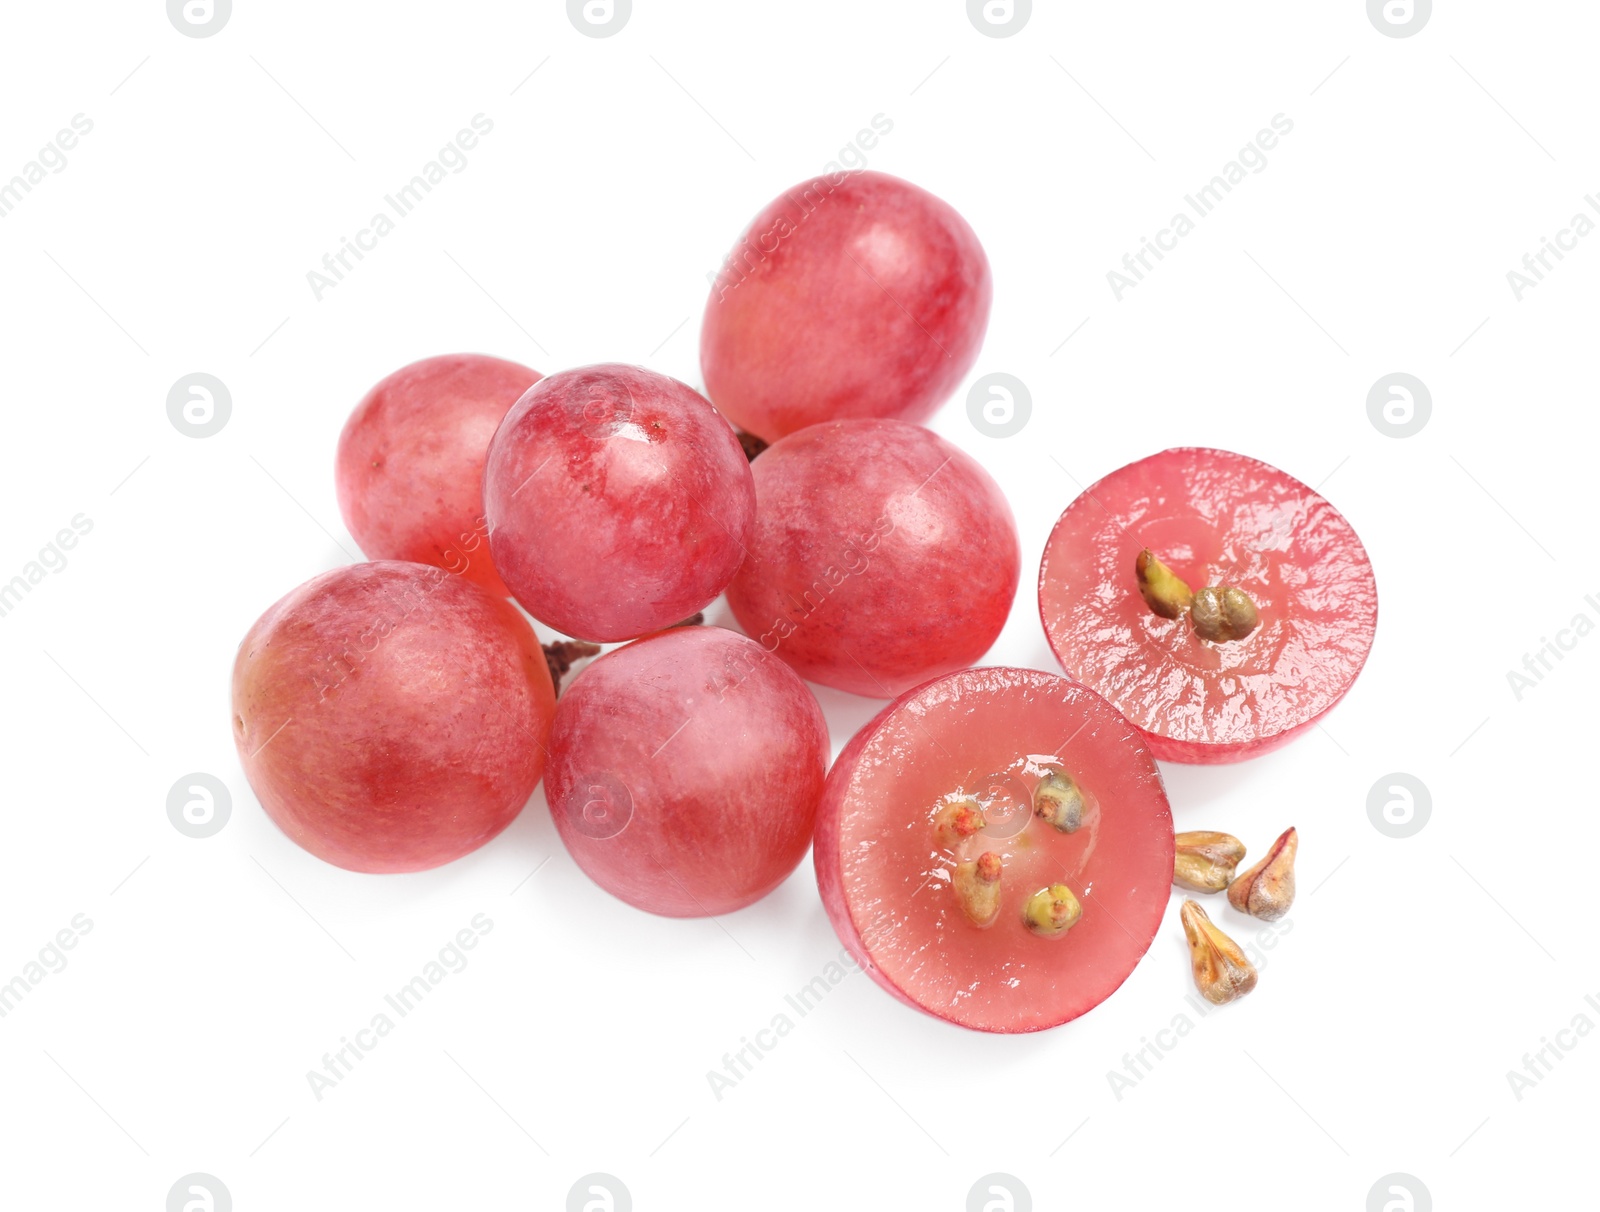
<box><xmin>1039</xmin><ymin>447</ymin><xmax>1378</xmax><ymax>762</ymax></box>
<box><xmin>815</xmin><ymin>667</ymin><xmax>1173</xmax><ymax>1033</ymax></box>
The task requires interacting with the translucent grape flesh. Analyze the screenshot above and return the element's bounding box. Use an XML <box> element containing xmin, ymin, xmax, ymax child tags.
<box><xmin>814</xmin><ymin>667</ymin><xmax>1174</xmax><ymax>1033</ymax></box>
<box><xmin>1039</xmin><ymin>447</ymin><xmax>1378</xmax><ymax>763</ymax></box>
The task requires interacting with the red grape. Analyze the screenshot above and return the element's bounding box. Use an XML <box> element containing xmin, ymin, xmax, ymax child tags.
<box><xmin>726</xmin><ymin>419</ymin><xmax>1019</xmax><ymax>697</ymax></box>
<box><xmin>231</xmin><ymin>561</ymin><xmax>556</xmax><ymax>873</ymax></box>
<box><xmin>484</xmin><ymin>364</ymin><xmax>756</xmax><ymax>642</ymax></box>
<box><xmin>701</xmin><ymin>171</ymin><xmax>992</xmax><ymax>441</ymax></box>
<box><xmin>1039</xmin><ymin>447</ymin><xmax>1378</xmax><ymax>762</ymax></box>
<box><xmin>814</xmin><ymin>667</ymin><xmax>1174</xmax><ymax>1033</ymax></box>
<box><xmin>336</xmin><ymin>353</ymin><xmax>540</xmax><ymax>595</ymax></box>
<box><xmin>545</xmin><ymin>626</ymin><xmax>829</xmax><ymax>917</ymax></box>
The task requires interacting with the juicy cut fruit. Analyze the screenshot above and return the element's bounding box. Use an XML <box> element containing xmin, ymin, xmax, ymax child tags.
<box><xmin>725</xmin><ymin>419</ymin><xmax>1020</xmax><ymax>698</ymax></box>
<box><xmin>336</xmin><ymin>353</ymin><xmax>541</xmax><ymax>595</ymax></box>
<box><xmin>545</xmin><ymin>626</ymin><xmax>829</xmax><ymax>917</ymax></box>
<box><xmin>483</xmin><ymin>364</ymin><xmax>756</xmax><ymax>642</ymax></box>
<box><xmin>1039</xmin><ymin>448</ymin><xmax>1378</xmax><ymax>764</ymax></box>
<box><xmin>814</xmin><ymin>667</ymin><xmax>1174</xmax><ymax>1033</ymax></box>
<box><xmin>231</xmin><ymin>561</ymin><xmax>556</xmax><ymax>873</ymax></box>
<box><xmin>700</xmin><ymin>171</ymin><xmax>992</xmax><ymax>441</ymax></box>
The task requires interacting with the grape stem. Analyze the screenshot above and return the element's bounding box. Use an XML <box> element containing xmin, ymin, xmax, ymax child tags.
<box><xmin>543</xmin><ymin>641</ymin><xmax>601</xmax><ymax>696</ymax></box>
<box><xmin>736</xmin><ymin>430</ymin><xmax>769</xmax><ymax>462</ymax></box>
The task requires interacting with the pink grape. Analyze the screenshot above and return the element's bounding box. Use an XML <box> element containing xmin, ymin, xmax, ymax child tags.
<box><xmin>231</xmin><ymin>561</ymin><xmax>556</xmax><ymax>873</ymax></box>
<box><xmin>336</xmin><ymin>353</ymin><xmax>540</xmax><ymax>595</ymax></box>
<box><xmin>726</xmin><ymin>419</ymin><xmax>1019</xmax><ymax>697</ymax></box>
<box><xmin>1039</xmin><ymin>447</ymin><xmax>1379</xmax><ymax>763</ymax></box>
<box><xmin>545</xmin><ymin>626</ymin><xmax>829</xmax><ymax>917</ymax></box>
<box><xmin>701</xmin><ymin>171</ymin><xmax>992</xmax><ymax>441</ymax></box>
<box><xmin>483</xmin><ymin>364</ymin><xmax>756</xmax><ymax>642</ymax></box>
<box><xmin>814</xmin><ymin>667</ymin><xmax>1174</xmax><ymax>1033</ymax></box>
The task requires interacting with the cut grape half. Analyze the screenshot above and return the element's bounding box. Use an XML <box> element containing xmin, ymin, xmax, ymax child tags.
<box><xmin>814</xmin><ymin>667</ymin><xmax>1173</xmax><ymax>1033</ymax></box>
<box><xmin>1038</xmin><ymin>447</ymin><xmax>1378</xmax><ymax>764</ymax></box>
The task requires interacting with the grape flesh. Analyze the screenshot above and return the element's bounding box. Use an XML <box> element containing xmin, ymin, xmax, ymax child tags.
<box><xmin>1039</xmin><ymin>447</ymin><xmax>1378</xmax><ymax>762</ymax></box>
<box><xmin>814</xmin><ymin>667</ymin><xmax>1173</xmax><ymax>1032</ymax></box>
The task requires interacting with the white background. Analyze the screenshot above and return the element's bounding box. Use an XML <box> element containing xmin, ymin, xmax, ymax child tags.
<box><xmin>0</xmin><ymin>2</ymin><xmax>1594</xmax><ymax>1209</ymax></box>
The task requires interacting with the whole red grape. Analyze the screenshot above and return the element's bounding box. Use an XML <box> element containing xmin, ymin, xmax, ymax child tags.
<box><xmin>484</xmin><ymin>364</ymin><xmax>756</xmax><ymax>642</ymax></box>
<box><xmin>701</xmin><ymin>171</ymin><xmax>992</xmax><ymax>441</ymax></box>
<box><xmin>336</xmin><ymin>353</ymin><xmax>540</xmax><ymax>595</ymax></box>
<box><xmin>231</xmin><ymin>561</ymin><xmax>555</xmax><ymax>873</ymax></box>
<box><xmin>545</xmin><ymin>626</ymin><xmax>828</xmax><ymax>917</ymax></box>
<box><xmin>726</xmin><ymin>419</ymin><xmax>1019</xmax><ymax>697</ymax></box>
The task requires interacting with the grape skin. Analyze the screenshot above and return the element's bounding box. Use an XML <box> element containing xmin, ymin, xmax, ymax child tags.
<box><xmin>336</xmin><ymin>353</ymin><xmax>540</xmax><ymax>595</ymax></box>
<box><xmin>231</xmin><ymin>561</ymin><xmax>556</xmax><ymax>873</ymax></box>
<box><xmin>727</xmin><ymin>419</ymin><xmax>1019</xmax><ymax>698</ymax></box>
<box><xmin>545</xmin><ymin>626</ymin><xmax>829</xmax><ymax>917</ymax></box>
<box><xmin>484</xmin><ymin>364</ymin><xmax>756</xmax><ymax>642</ymax></box>
<box><xmin>701</xmin><ymin>171</ymin><xmax>992</xmax><ymax>441</ymax></box>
